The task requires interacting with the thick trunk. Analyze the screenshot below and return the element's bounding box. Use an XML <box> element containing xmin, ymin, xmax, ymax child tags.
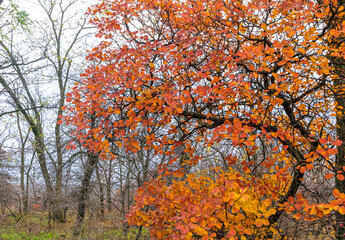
<box><xmin>327</xmin><ymin>1</ymin><xmax>345</xmax><ymax>238</ymax></box>
<box><xmin>333</xmin><ymin>57</ymin><xmax>345</xmax><ymax>240</ymax></box>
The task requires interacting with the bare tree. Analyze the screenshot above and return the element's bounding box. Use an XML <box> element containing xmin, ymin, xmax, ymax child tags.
<box><xmin>0</xmin><ymin>0</ymin><xmax>92</xmax><ymax>222</ymax></box>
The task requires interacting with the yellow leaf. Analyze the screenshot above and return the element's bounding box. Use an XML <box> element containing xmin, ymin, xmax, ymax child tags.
<box><xmin>261</xmin><ymin>23</ymin><xmax>267</xmax><ymax>30</ymax></box>
<box><xmin>339</xmin><ymin>206</ymin><xmax>345</xmax><ymax>215</ymax></box>
<box><xmin>195</xmin><ymin>227</ymin><xmax>208</xmax><ymax>236</ymax></box>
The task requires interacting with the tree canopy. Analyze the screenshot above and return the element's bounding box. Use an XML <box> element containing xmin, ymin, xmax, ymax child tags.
<box><xmin>65</xmin><ymin>0</ymin><xmax>345</xmax><ymax>239</ymax></box>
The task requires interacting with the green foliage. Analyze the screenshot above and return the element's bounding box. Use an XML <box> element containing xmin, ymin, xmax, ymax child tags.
<box><xmin>9</xmin><ymin>2</ymin><xmax>32</xmax><ymax>31</ymax></box>
<box><xmin>0</xmin><ymin>0</ymin><xmax>32</xmax><ymax>34</ymax></box>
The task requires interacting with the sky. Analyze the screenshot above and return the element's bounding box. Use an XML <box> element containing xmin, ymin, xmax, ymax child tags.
<box><xmin>0</xmin><ymin>0</ymin><xmax>96</xmax><ymax>181</ymax></box>
<box><xmin>0</xmin><ymin>0</ymin><xmax>96</xmax><ymax>144</ymax></box>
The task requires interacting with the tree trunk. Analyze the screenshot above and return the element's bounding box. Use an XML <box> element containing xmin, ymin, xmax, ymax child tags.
<box><xmin>96</xmin><ymin>163</ymin><xmax>105</xmax><ymax>220</ymax></box>
<box><xmin>335</xmin><ymin>97</ymin><xmax>345</xmax><ymax>239</ymax></box>
<box><xmin>326</xmin><ymin>1</ymin><xmax>345</xmax><ymax>239</ymax></box>
<box><xmin>73</xmin><ymin>152</ymin><xmax>99</xmax><ymax>235</ymax></box>
<box><xmin>17</xmin><ymin>113</ymin><xmax>30</xmax><ymax>213</ymax></box>
<box><xmin>333</xmin><ymin>51</ymin><xmax>345</xmax><ymax>240</ymax></box>
<box><xmin>53</xmin><ymin>119</ymin><xmax>64</xmax><ymax>222</ymax></box>
<box><xmin>106</xmin><ymin>158</ymin><xmax>112</xmax><ymax>212</ymax></box>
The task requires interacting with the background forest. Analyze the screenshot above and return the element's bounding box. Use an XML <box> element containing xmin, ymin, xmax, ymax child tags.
<box><xmin>2</xmin><ymin>0</ymin><xmax>345</xmax><ymax>240</ymax></box>
<box><xmin>0</xmin><ymin>0</ymin><xmax>145</xmax><ymax>239</ymax></box>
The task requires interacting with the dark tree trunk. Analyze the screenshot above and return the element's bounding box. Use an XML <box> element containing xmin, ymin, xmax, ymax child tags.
<box><xmin>73</xmin><ymin>152</ymin><xmax>99</xmax><ymax>236</ymax></box>
<box><xmin>333</xmin><ymin>50</ymin><xmax>345</xmax><ymax>240</ymax></box>
<box><xmin>326</xmin><ymin>1</ymin><xmax>345</xmax><ymax>239</ymax></box>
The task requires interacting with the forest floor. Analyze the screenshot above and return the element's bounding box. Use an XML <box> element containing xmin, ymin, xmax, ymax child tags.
<box><xmin>0</xmin><ymin>211</ymin><xmax>150</xmax><ymax>239</ymax></box>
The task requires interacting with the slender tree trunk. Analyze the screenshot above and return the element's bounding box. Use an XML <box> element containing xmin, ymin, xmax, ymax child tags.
<box><xmin>119</xmin><ymin>156</ymin><xmax>129</xmax><ymax>235</ymax></box>
<box><xmin>95</xmin><ymin>163</ymin><xmax>105</xmax><ymax>220</ymax></box>
<box><xmin>53</xmin><ymin>118</ymin><xmax>64</xmax><ymax>222</ymax></box>
<box><xmin>20</xmin><ymin>151</ymin><xmax>25</xmax><ymax>213</ymax></box>
<box><xmin>0</xmin><ymin>74</ymin><xmax>57</xmax><ymax>221</ymax></box>
<box><xmin>53</xmin><ymin>59</ymin><xmax>67</xmax><ymax>222</ymax></box>
<box><xmin>106</xmin><ymin>159</ymin><xmax>112</xmax><ymax>212</ymax></box>
<box><xmin>1</xmin><ymin>202</ymin><xmax>5</xmax><ymax>214</ymax></box>
<box><xmin>24</xmin><ymin>174</ymin><xmax>29</xmax><ymax>213</ymax></box>
<box><xmin>73</xmin><ymin>152</ymin><xmax>99</xmax><ymax>235</ymax></box>
<box><xmin>17</xmin><ymin>113</ymin><xmax>30</xmax><ymax>213</ymax></box>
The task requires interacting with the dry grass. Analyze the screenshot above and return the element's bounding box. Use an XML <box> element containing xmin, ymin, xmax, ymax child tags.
<box><xmin>0</xmin><ymin>210</ymin><xmax>150</xmax><ymax>240</ymax></box>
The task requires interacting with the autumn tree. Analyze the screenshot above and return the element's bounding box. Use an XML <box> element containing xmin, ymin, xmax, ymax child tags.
<box><xmin>66</xmin><ymin>0</ymin><xmax>345</xmax><ymax>239</ymax></box>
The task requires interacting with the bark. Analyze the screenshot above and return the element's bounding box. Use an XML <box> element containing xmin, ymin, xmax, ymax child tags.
<box><xmin>325</xmin><ymin>1</ymin><xmax>345</xmax><ymax>239</ymax></box>
<box><xmin>73</xmin><ymin>152</ymin><xmax>99</xmax><ymax>235</ymax></box>
<box><xmin>73</xmin><ymin>113</ymin><xmax>99</xmax><ymax>236</ymax></box>
<box><xmin>106</xmin><ymin>159</ymin><xmax>112</xmax><ymax>212</ymax></box>
<box><xmin>95</xmin><ymin>163</ymin><xmax>105</xmax><ymax>220</ymax></box>
<box><xmin>333</xmin><ymin>49</ymin><xmax>345</xmax><ymax>240</ymax></box>
<box><xmin>17</xmin><ymin>113</ymin><xmax>30</xmax><ymax>213</ymax></box>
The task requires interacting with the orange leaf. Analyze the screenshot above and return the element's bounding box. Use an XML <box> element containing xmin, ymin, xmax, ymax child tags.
<box><xmin>340</xmin><ymin>206</ymin><xmax>345</xmax><ymax>215</ymax></box>
<box><xmin>278</xmin><ymin>60</ymin><xmax>287</xmax><ymax>66</ymax></box>
<box><xmin>334</xmin><ymin>189</ymin><xmax>341</xmax><ymax>198</ymax></box>
<box><xmin>325</xmin><ymin>173</ymin><xmax>334</xmax><ymax>180</ymax></box>
<box><xmin>337</xmin><ymin>174</ymin><xmax>345</xmax><ymax>181</ymax></box>
<box><xmin>244</xmin><ymin>140</ymin><xmax>254</xmax><ymax>146</ymax></box>
<box><xmin>176</xmin><ymin>108</ymin><xmax>183</xmax><ymax>114</ymax></box>
<box><xmin>328</xmin><ymin>148</ymin><xmax>338</xmax><ymax>155</ymax></box>
<box><xmin>333</xmin><ymin>140</ymin><xmax>342</xmax><ymax>146</ymax></box>
<box><xmin>294</xmin><ymin>203</ymin><xmax>302</xmax><ymax>210</ymax></box>
<box><xmin>300</xmin><ymin>166</ymin><xmax>306</xmax><ymax>173</ymax></box>
<box><xmin>228</xmin><ymin>229</ymin><xmax>236</xmax><ymax>237</ymax></box>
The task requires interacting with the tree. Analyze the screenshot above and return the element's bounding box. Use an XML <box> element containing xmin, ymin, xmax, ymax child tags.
<box><xmin>67</xmin><ymin>0</ymin><xmax>345</xmax><ymax>239</ymax></box>
<box><xmin>326</xmin><ymin>1</ymin><xmax>345</xmax><ymax>239</ymax></box>
<box><xmin>0</xmin><ymin>0</ymin><xmax>91</xmax><ymax>222</ymax></box>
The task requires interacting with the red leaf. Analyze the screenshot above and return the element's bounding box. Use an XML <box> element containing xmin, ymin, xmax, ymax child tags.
<box><xmin>337</xmin><ymin>174</ymin><xmax>345</xmax><ymax>181</ymax></box>
<box><xmin>333</xmin><ymin>139</ymin><xmax>342</xmax><ymax>146</ymax></box>
<box><xmin>328</xmin><ymin>148</ymin><xmax>338</xmax><ymax>155</ymax></box>
<box><xmin>325</xmin><ymin>173</ymin><xmax>334</xmax><ymax>180</ymax></box>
